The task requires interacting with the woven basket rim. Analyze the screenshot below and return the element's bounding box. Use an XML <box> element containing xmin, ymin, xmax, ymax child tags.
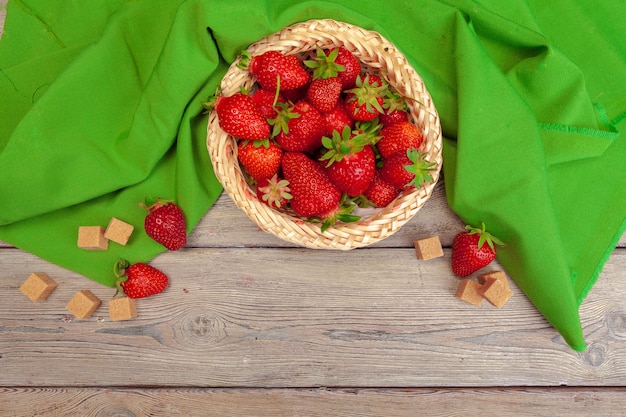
<box><xmin>206</xmin><ymin>19</ymin><xmax>443</xmax><ymax>250</ymax></box>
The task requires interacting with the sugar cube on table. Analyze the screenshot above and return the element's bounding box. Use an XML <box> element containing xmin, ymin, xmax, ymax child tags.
<box><xmin>479</xmin><ymin>276</ymin><xmax>513</xmax><ymax>308</ymax></box>
<box><xmin>77</xmin><ymin>226</ymin><xmax>108</xmax><ymax>250</ymax></box>
<box><xmin>19</xmin><ymin>272</ymin><xmax>58</xmax><ymax>302</ymax></box>
<box><xmin>104</xmin><ymin>217</ymin><xmax>134</xmax><ymax>245</ymax></box>
<box><xmin>109</xmin><ymin>297</ymin><xmax>138</xmax><ymax>321</ymax></box>
<box><xmin>66</xmin><ymin>290</ymin><xmax>102</xmax><ymax>319</ymax></box>
<box><xmin>413</xmin><ymin>236</ymin><xmax>444</xmax><ymax>260</ymax></box>
<box><xmin>455</xmin><ymin>278</ymin><xmax>483</xmax><ymax>307</ymax></box>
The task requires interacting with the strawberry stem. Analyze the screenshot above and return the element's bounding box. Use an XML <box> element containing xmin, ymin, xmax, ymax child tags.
<box><xmin>466</xmin><ymin>222</ymin><xmax>505</xmax><ymax>250</ymax></box>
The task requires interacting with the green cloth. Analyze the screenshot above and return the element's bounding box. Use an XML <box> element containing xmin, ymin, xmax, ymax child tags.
<box><xmin>1</xmin><ymin>0</ymin><xmax>624</xmax><ymax>351</ymax></box>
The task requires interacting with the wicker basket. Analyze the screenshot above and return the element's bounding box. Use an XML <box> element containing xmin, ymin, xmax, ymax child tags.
<box><xmin>206</xmin><ymin>19</ymin><xmax>443</xmax><ymax>250</ymax></box>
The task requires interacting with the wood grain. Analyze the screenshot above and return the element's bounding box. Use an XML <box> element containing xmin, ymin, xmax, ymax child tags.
<box><xmin>1</xmin><ymin>387</ymin><xmax>626</xmax><ymax>417</ymax></box>
<box><xmin>2</xmin><ymin>247</ymin><xmax>626</xmax><ymax>388</ymax></box>
<box><xmin>2</xmin><ymin>4</ymin><xmax>626</xmax><ymax>415</ymax></box>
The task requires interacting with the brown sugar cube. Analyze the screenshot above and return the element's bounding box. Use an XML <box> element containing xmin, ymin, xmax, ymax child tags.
<box><xmin>104</xmin><ymin>217</ymin><xmax>134</xmax><ymax>245</ymax></box>
<box><xmin>20</xmin><ymin>272</ymin><xmax>58</xmax><ymax>302</ymax></box>
<box><xmin>413</xmin><ymin>236</ymin><xmax>444</xmax><ymax>260</ymax></box>
<box><xmin>77</xmin><ymin>226</ymin><xmax>108</xmax><ymax>250</ymax></box>
<box><xmin>109</xmin><ymin>297</ymin><xmax>138</xmax><ymax>321</ymax></box>
<box><xmin>455</xmin><ymin>279</ymin><xmax>483</xmax><ymax>307</ymax></box>
<box><xmin>66</xmin><ymin>290</ymin><xmax>102</xmax><ymax>319</ymax></box>
<box><xmin>478</xmin><ymin>270</ymin><xmax>511</xmax><ymax>292</ymax></box>
<box><xmin>478</xmin><ymin>277</ymin><xmax>513</xmax><ymax>308</ymax></box>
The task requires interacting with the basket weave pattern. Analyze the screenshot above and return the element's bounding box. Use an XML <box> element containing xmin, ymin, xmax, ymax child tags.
<box><xmin>207</xmin><ymin>19</ymin><xmax>443</xmax><ymax>250</ymax></box>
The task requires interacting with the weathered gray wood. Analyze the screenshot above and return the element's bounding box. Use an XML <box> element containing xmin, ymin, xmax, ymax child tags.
<box><xmin>2</xmin><ymin>247</ymin><xmax>626</xmax><ymax>387</ymax></box>
<box><xmin>0</xmin><ymin>387</ymin><xmax>625</xmax><ymax>417</ymax></box>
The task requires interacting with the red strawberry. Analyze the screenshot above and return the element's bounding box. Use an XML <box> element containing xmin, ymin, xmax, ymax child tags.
<box><xmin>237</xmin><ymin>139</ymin><xmax>283</xmax><ymax>181</ymax></box>
<box><xmin>451</xmin><ymin>223</ymin><xmax>504</xmax><ymax>277</ymax></box>
<box><xmin>274</xmin><ymin>100</ymin><xmax>326</xmax><ymax>153</ymax></box>
<box><xmin>213</xmin><ymin>93</ymin><xmax>270</xmax><ymax>140</ymax></box>
<box><xmin>330</xmin><ymin>46</ymin><xmax>361</xmax><ymax>89</ymax></box>
<box><xmin>307</xmin><ymin>76</ymin><xmax>343</xmax><ymax>113</ymax></box>
<box><xmin>242</xmin><ymin>50</ymin><xmax>309</xmax><ymax>91</ymax></box>
<box><xmin>250</xmin><ymin>88</ymin><xmax>286</xmax><ymax>119</ymax></box>
<box><xmin>114</xmin><ymin>259</ymin><xmax>169</xmax><ymax>299</ymax></box>
<box><xmin>379</xmin><ymin>108</ymin><xmax>409</xmax><ymax>126</ymax></box>
<box><xmin>141</xmin><ymin>198</ymin><xmax>187</xmax><ymax>250</ymax></box>
<box><xmin>344</xmin><ymin>74</ymin><xmax>387</xmax><ymax>121</ymax></box>
<box><xmin>281</xmin><ymin>152</ymin><xmax>342</xmax><ymax>218</ymax></box>
<box><xmin>380</xmin><ymin>89</ymin><xmax>409</xmax><ymax>126</ymax></box>
<box><xmin>380</xmin><ymin>149</ymin><xmax>436</xmax><ymax>189</ymax></box>
<box><xmin>363</xmin><ymin>169</ymin><xmax>401</xmax><ymax>207</ymax></box>
<box><xmin>320</xmin><ymin>126</ymin><xmax>376</xmax><ymax>197</ymax></box>
<box><xmin>377</xmin><ymin>121</ymin><xmax>425</xmax><ymax>159</ymax></box>
<box><xmin>256</xmin><ymin>174</ymin><xmax>292</xmax><ymax>209</ymax></box>
<box><xmin>280</xmin><ymin>82</ymin><xmax>309</xmax><ymax>103</ymax></box>
<box><xmin>322</xmin><ymin>99</ymin><xmax>354</xmax><ymax>136</ymax></box>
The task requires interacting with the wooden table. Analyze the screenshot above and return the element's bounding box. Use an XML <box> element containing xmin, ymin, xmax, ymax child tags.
<box><xmin>2</xmin><ymin>7</ymin><xmax>626</xmax><ymax>416</ymax></box>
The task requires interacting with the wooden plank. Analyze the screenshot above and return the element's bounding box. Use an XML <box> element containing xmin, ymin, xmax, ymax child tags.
<box><xmin>2</xmin><ymin>247</ymin><xmax>626</xmax><ymax>387</ymax></box>
<box><xmin>1</xmin><ymin>387</ymin><xmax>626</xmax><ymax>417</ymax></box>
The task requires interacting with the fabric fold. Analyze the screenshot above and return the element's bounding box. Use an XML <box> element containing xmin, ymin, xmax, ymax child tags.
<box><xmin>1</xmin><ymin>0</ymin><xmax>625</xmax><ymax>350</ymax></box>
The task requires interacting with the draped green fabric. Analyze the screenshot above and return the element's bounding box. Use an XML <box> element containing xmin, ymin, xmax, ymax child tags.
<box><xmin>1</xmin><ymin>0</ymin><xmax>624</xmax><ymax>351</ymax></box>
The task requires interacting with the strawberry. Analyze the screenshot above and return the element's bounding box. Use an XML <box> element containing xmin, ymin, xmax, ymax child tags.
<box><xmin>273</xmin><ymin>100</ymin><xmax>326</xmax><ymax>153</ymax></box>
<box><xmin>280</xmin><ymin>82</ymin><xmax>309</xmax><ymax>103</ymax></box>
<box><xmin>114</xmin><ymin>258</ymin><xmax>169</xmax><ymax>299</ymax></box>
<box><xmin>250</xmin><ymin>88</ymin><xmax>286</xmax><ymax>119</ymax></box>
<box><xmin>344</xmin><ymin>74</ymin><xmax>387</xmax><ymax>122</ymax></box>
<box><xmin>322</xmin><ymin>100</ymin><xmax>354</xmax><ymax>136</ymax></box>
<box><xmin>212</xmin><ymin>93</ymin><xmax>270</xmax><ymax>140</ymax></box>
<box><xmin>380</xmin><ymin>149</ymin><xmax>436</xmax><ymax>189</ymax></box>
<box><xmin>451</xmin><ymin>223</ymin><xmax>504</xmax><ymax>277</ymax></box>
<box><xmin>362</xmin><ymin>169</ymin><xmax>401</xmax><ymax>208</ymax></box>
<box><xmin>307</xmin><ymin>77</ymin><xmax>343</xmax><ymax>113</ymax></box>
<box><xmin>329</xmin><ymin>46</ymin><xmax>361</xmax><ymax>89</ymax></box>
<box><xmin>281</xmin><ymin>152</ymin><xmax>342</xmax><ymax>218</ymax></box>
<box><xmin>380</xmin><ymin>88</ymin><xmax>409</xmax><ymax>126</ymax></box>
<box><xmin>377</xmin><ymin>121</ymin><xmax>425</xmax><ymax>159</ymax></box>
<box><xmin>241</xmin><ymin>50</ymin><xmax>309</xmax><ymax>91</ymax></box>
<box><xmin>304</xmin><ymin>47</ymin><xmax>345</xmax><ymax>112</ymax></box>
<box><xmin>256</xmin><ymin>174</ymin><xmax>292</xmax><ymax>209</ymax></box>
<box><xmin>237</xmin><ymin>139</ymin><xmax>283</xmax><ymax>181</ymax></box>
<box><xmin>379</xmin><ymin>108</ymin><xmax>409</xmax><ymax>126</ymax></box>
<box><xmin>141</xmin><ymin>198</ymin><xmax>187</xmax><ymax>250</ymax></box>
<box><xmin>282</xmin><ymin>152</ymin><xmax>359</xmax><ymax>231</ymax></box>
<box><xmin>320</xmin><ymin>126</ymin><xmax>376</xmax><ymax>197</ymax></box>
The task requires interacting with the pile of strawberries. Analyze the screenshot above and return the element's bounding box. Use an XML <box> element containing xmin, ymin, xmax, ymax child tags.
<box><xmin>207</xmin><ymin>45</ymin><xmax>436</xmax><ymax>231</ymax></box>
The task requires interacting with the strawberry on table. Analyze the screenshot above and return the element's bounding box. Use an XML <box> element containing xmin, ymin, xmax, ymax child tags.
<box><xmin>451</xmin><ymin>223</ymin><xmax>504</xmax><ymax>277</ymax></box>
<box><xmin>114</xmin><ymin>258</ymin><xmax>169</xmax><ymax>299</ymax></box>
<box><xmin>380</xmin><ymin>148</ymin><xmax>436</xmax><ymax>189</ymax></box>
<box><xmin>140</xmin><ymin>197</ymin><xmax>187</xmax><ymax>251</ymax></box>
<box><xmin>240</xmin><ymin>50</ymin><xmax>309</xmax><ymax>91</ymax></box>
<box><xmin>237</xmin><ymin>139</ymin><xmax>283</xmax><ymax>181</ymax></box>
<box><xmin>209</xmin><ymin>92</ymin><xmax>271</xmax><ymax>140</ymax></box>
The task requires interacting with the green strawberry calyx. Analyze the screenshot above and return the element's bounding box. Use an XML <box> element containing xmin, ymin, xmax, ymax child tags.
<box><xmin>465</xmin><ymin>222</ymin><xmax>505</xmax><ymax>251</ymax></box>
<box><xmin>345</xmin><ymin>74</ymin><xmax>387</xmax><ymax>115</ymax></box>
<box><xmin>139</xmin><ymin>196</ymin><xmax>174</xmax><ymax>213</ymax></box>
<box><xmin>304</xmin><ymin>46</ymin><xmax>346</xmax><ymax>80</ymax></box>
<box><xmin>113</xmin><ymin>258</ymin><xmax>132</xmax><ymax>297</ymax></box>
<box><xmin>403</xmin><ymin>149</ymin><xmax>437</xmax><ymax>188</ymax></box>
